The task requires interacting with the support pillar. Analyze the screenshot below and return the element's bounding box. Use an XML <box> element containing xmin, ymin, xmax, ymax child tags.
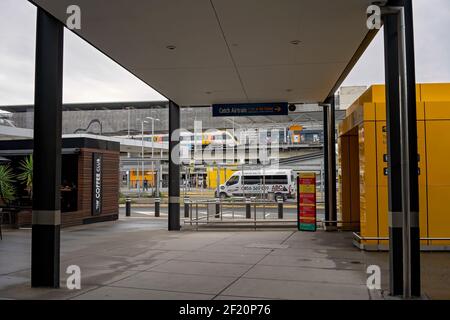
<box><xmin>383</xmin><ymin>10</ymin><xmax>403</xmax><ymax>297</ymax></box>
<box><xmin>31</xmin><ymin>8</ymin><xmax>64</xmax><ymax>288</ymax></box>
<box><xmin>323</xmin><ymin>96</ymin><xmax>337</xmax><ymax>229</ymax></box>
<box><xmin>168</xmin><ymin>101</ymin><xmax>181</xmax><ymax>231</ymax></box>
<box><xmin>323</xmin><ymin>105</ymin><xmax>329</xmax><ymax>224</ymax></box>
<box><xmin>383</xmin><ymin>0</ymin><xmax>420</xmax><ymax>298</ymax></box>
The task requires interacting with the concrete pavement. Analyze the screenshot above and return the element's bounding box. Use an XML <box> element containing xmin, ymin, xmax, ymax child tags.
<box><xmin>0</xmin><ymin>215</ymin><xmax>449</xmax><ymax>300</ymax></box>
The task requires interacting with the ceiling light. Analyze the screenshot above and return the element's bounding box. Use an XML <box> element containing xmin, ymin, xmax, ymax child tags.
<box><xmin>290</xmin><ymin>40</ymin><xmax>301</xmax><ymax>45</ymax></box>
<box><xmin>166</xmin><ymin>45</ymin><xmax>176</xmax><ymax>50</ymax></box>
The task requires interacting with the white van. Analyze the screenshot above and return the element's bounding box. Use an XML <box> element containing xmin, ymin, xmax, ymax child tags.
<box><xmin>216</xmin><ymin>169</ymin><xmax>296</xmax><ymax>200</ymax></box>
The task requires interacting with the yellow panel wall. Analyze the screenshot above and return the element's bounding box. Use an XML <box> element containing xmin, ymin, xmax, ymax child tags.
<box><xmin>338</xmin><ymin>136</ymin><xmax>348</xmax><ymax>224</ymax></box>
<box><xmin>339</xmin><ymin>130</ymin><xmax>361</xmax><ymax>230</ymax></box>
<box><xmin>359</xmin><ymin>120</ymin><xmax>379</xmax><ymax>245</ymax></box>
<box><xmin>421</xmin><ymin>84</ymin><xmax>450</xmax><ymax>102</ymax></box>
<box><xmin>425</xmin><ymin>101</ymin><xmax>450</xmax><ymax>246</ymax></box>
<box><xmin>340</xmin><ymin>84</ymin><xmax>450</xmax><ymax>249</ymax></box>
<box><xmin>349</xmin><ymin>133</ymin><xmax>361</xmax><ymax>227</ymax></box>
<box><xmin>375</xmin><ymin>120</ymin><xmax>388</xmax><ymax>245</ymax></box>
<box><xmin>374</xmin><ymin>102</ymin><xmax>429</xmax><ymax>246</ymax></box>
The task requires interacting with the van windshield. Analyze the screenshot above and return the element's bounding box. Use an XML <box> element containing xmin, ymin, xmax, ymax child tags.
<box><xmin>226</xmin><ymin>176</ymin><xmax>239</xmax><ymax>186</ymax></box>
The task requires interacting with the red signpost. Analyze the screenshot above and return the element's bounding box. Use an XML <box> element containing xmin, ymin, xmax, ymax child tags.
<box><xmin>297</xmin><ymin>173</ymin><xmax>317</xmax><ymax>231</ymax></box>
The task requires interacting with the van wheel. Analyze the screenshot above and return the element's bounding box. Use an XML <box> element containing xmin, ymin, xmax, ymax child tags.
<box><xmin>219</xmin><ymin>192</ymin><xmax>227</xmax><ymax>200</ymax></box>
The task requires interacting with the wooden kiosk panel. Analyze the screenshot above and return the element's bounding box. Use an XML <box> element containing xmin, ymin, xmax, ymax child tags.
<box><xmin>0</xmin><ymin>138</ymin><xmax>120</xmax><ymax>228</ymax></box>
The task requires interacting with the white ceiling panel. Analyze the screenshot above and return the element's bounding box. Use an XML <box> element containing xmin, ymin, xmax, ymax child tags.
<box><xmin>31</xmin><ymin>0</ymin><xmax>376</xmax><ymax>106</ymax></box>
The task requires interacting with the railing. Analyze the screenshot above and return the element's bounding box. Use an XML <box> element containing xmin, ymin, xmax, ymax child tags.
<box><xmin>184</xmin><ymin>197</ymin><xmax>297</xmax><ymax>230</ymax></box>
<box><xmin>353</xmin><ymin>232</ymin><xmax>450</xmax><ymax>242</ymax></box>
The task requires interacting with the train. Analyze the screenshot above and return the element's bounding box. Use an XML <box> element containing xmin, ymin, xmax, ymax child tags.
<box><xmin>131</xmin><ymin>126</ymin><xmax>323</xmax><ymax>148</ymax></box>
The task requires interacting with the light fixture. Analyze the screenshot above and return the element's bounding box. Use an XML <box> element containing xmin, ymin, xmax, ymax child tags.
<box><xmin>166</xmin><ymin>45</ymin><xmax>176</xmax><ymax>50</ymax></box>
<box><xmin>290</xmin><ymin>40</ymin><xmax>301</xmax><ymax>45</ymax></box>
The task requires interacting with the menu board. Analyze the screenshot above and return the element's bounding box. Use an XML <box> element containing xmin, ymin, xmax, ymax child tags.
<box><xmin>297</xmin><ymin>172</ymin><xmax>317</xmax><ymax>231</ymax></box>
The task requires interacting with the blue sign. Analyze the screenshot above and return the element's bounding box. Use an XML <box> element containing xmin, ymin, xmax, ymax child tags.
<box><xmin>212</xmin><ymin>103</ymin><xmax>288</xmax><ymax>117</ymax></box>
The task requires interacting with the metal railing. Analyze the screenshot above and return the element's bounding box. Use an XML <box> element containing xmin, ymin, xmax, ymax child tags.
<box><xmin>184</xmin><ymin>197</ymin><xmax>297</xmax><ymax>230</ymax></box>
<box><xmin>353</xmin><ymin>232</ymin><xmax>450</xmax><ymax>242</ymax></box>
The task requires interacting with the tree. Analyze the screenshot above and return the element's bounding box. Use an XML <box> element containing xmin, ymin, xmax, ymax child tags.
<box><xmin>0</xmin><ymin>165</ymin><xmax>15</xmax><ymax>204</ymax></box>
<box><xmin>17</xmin><ymin>155</ymin><xmax>33</xmax><ymax>199</ymax></box>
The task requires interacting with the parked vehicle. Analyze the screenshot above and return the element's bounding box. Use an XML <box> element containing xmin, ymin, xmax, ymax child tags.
<box><xmin>216</xmin><ymin>169</ymin><xmax>296</xmax><ymax>200</ymax></box>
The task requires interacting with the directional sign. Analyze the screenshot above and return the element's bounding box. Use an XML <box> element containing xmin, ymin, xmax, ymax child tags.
<box><xmin>212</xmin><ymin>103</ymin><xmax>288</xmax><ymax>117</ymax></box>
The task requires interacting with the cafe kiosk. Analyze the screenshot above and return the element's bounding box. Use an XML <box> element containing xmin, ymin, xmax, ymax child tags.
<box><xmin>0</xmin><ymin>137</ymin><xmax>120</xmax><ymax>228</ymax></box>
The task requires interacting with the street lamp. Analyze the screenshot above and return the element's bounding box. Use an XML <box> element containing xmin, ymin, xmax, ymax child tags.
<box><xmin>146</xmin><ymin>116</ymin><xmax>160</xmax><ymax>195</ymax></box>
<box><xmin>136</xmin><ymin>118</ymin><xmax>149</xmax><ymax>197</ymax></box>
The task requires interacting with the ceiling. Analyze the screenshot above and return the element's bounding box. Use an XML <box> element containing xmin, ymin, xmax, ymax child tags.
<box><xmin>31</xmin><ymin>0</ymin><xmax>376</xmax><ymax>106</ymax></box>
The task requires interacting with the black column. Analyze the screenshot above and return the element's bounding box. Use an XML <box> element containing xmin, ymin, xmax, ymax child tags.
<box><xmin>168</xmin><ymin>101</ymin><xmax>181</xmax><ymax>231</ymax></box>
<box><xmin>323</xmin><ymin>96</ymin><xmax>337</xmax><ymax>229</ymax></box>
<box><xmin>403</xmin><ymin>0</ymin><xmax>421</xmax><ymax>297</ymax></box>
<box><xmin>323</xmin><ymin>104</ymin><xmax>329</xmax><ymax>225</ymax></box>
<box><xmin>383</xmin><ymin>12</ymin><xmax>403</xmax><ymax>296</ymax></box>
<box><xmin>384</xmin><ymin>0</ymin><xmax>420</xmax><ymax>297</ymax></box>
<box><xmin>32</xmin><ymin>8</ymin><xmax>64</xmax><ymax>288</ymax></box>
<box><xmin>328</xmin><ymin>96</ymin><xmax>337</xmax><ymax>227</ymax></box>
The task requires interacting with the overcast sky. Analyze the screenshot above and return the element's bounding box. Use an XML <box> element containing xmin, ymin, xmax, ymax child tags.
<box><xmin>0</xmin><ymin>0</ymin><xmax>449</xmax><ymax>105</ymax></box>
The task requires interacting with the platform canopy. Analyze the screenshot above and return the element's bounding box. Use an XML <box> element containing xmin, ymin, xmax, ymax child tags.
<box><xmin>31</xmin><ymin>0</ymin><xmax>376</xmax><ymax>106</ymax></box>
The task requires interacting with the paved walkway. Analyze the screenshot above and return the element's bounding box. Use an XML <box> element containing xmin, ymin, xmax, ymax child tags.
<box><xmin>0</xmin><ymin>216</ymin><xmax>448</xmax><ymax>300</ymax></box>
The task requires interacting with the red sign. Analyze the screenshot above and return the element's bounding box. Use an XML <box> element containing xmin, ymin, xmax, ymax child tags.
<box><xmin>297</xmin><ymin>173</ymin><xmax>317</xmax><ymax>231</ymax></box>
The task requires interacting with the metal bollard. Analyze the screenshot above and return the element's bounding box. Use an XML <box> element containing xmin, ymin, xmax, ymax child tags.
<box><xmin>184</xmin><ymin>197</ymin><xmax>190</xmax><ymax>218</ymax></box>
<box><xmin>246</xmin><ymin>198</ymin><xmax>251</xmax><ymax>219</ymax></box>
<box><xmin>277</xmin><ymin>197</ymin><xmax>283</xmax><ymax>219</ymax></box>
<box><xmin>125</xmin><ymin>198</ymin><xmax>131</xmax><ymax>217</ymax></box>
<box><xmin>154</xmin><ymin>198</ymin><xmax>160</xmax><ymax>217</ymax></box>
<box><xmin>215</xmin><ymin>198</ymin><xmax>220</xmax><ymax>218</ymax></box>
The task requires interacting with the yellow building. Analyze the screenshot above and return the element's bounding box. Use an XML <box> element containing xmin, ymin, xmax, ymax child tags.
<box><xmin>339</xmin><ymin>83</ymin><xmax>450</xmax><ymax>250</ymax></box>
<box><xmin>129</xmin><ymin>170</ymin><xmax>156</xmax><ymax>187</ymax></box>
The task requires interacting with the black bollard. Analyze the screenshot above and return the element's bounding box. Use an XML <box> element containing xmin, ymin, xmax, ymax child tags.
<box><xmin>246</xmin><ymin>198</ymin><xmax>251</xmax><ymax>219</ymax></box>
<box><xmin>155</xmin><ymin>198</ymin><xmax>160</xmax><ymax>217</ymax></box>
<box><xmin>184</xmin><ymin>197</ymin><xmax>190</xmax><ymax>218</ymax></box>
<box><xmin>215</xmin><ymin>198</ymin><xmax>220</xmax><ymax>218</ymax></box>
<box><xmin>126</xmin><ymin>198</ymin><xmax>131</xmax><ymax>217</ymax></box>
<box><xmin>277</xmin><ymin>197</ymin><xmax>283</xmax><ymax>219</ymax></box>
